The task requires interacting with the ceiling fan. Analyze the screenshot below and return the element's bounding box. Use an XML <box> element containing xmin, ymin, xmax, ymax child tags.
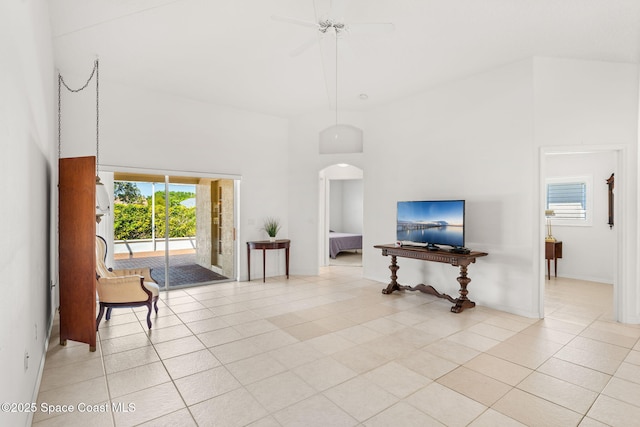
<box><xmin>271</xmin><ymin>2</ymin><xmax>394</xmax><ymax>57</ymax></box>
<box><xmin>272</xmin><ymin>0</ymin><xmax>395</xmax><ymax>124</ymax></box>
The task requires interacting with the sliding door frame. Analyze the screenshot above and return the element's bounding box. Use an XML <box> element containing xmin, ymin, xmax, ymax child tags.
<box><xmin>99</xmin><ymin>164</ymin><xmax>241</xmax><ymax>289</ymax></box>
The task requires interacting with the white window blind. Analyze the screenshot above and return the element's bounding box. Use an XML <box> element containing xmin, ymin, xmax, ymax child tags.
<box><xmin>547</xmin><ymin>182</ymin><xmax>587</xmax><ymax>220</ymax></box>
<box><xmin>546</xmin><ymin>176</ymin><xmax>592</xmax><ymax>226</ymax></box>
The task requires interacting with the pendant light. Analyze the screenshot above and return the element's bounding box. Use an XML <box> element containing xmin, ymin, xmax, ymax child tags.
<box><xmin>319</xmin><ymin>22</ymin><xmax>363</xmax><ymax>154</ymax></box>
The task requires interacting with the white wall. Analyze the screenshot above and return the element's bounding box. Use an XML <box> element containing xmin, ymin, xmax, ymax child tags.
<box><xmin>329</xmin><ymin>181</ymin><xmax>344</xmax><ymax>232</ymax></box>
<box><xmin>545</xmin><ymin>152</ymin><xmax>616</xmax><ymax>283</ymax></box>
<box><xmin>59</xmin><ymin>79</ymin><xmax>290</xmax><ymax>280</ymax></box>
<box><xmin>329</xmin><ymin>179</ymin><xmax>363</xmax><ymax>234</ymax></box>
<box><xmin>343</xmin><ymin>180</ymin><xmax>363</xmax><ymax>234</ymax></box>
<box><xmin>342</xmin><ymin>180</ymin><xmax>364</xmax><ymax>234</ymax></box>
<box><xmin>363</xmin><ymin>59</ymin><xmax>538</xmax><ymax>316</ymax></box>
<box><xmin>0</xmin><ymin>1</ymin><xmax>56</xmax><ymax>425</ymax></box>
<box><xmin>319</xmin><ymin>164</ymin><xmax>364</xmax><ymax>266</ymax></box>
<box><xmin>534</xmin><ymin>57</ymin><xmax>639</xmax><ymax>322</ymax></box>
<box><xmin>533</xmin><ymin>58</ymin><xmax>639</xmax><ymax>147</ymax></box>
<box><xmin>289</xmin><ymin>111</ymin><xmax>366</xmax><ymax>275</ymax></box>
<box><xmin>287</xmin><ymin>57</ymin><xmax>640</xmax><ymax>321</ymax></box>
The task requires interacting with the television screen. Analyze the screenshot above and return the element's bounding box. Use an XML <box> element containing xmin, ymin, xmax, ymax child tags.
<box><xmin>397</xmin><ymin>200</ymin><xmax>465</xmax><ymax>249</ymax></box>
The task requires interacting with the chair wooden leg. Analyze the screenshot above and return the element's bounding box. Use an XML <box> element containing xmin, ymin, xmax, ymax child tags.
<box><xmin>106</xmin><ymin>307</ymin><xmax>113</xmax><ymax>321</ymax></box>
<box><xmin>154</xmin><ymin>297</ymin><xmax>159</xmax><ymax>314</ymax></box>
<box><xmin>96</xmin><ymin>304</ymin><xmax>105</xmax><ymax>331</ymax></box>
<box><xmin>145</xmin><ymin>303</ymin><xmax>153</xmax><ymax>329</ymax></box>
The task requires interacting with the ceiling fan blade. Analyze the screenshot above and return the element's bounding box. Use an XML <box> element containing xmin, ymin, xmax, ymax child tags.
<box><xmin>347</xmin><ymin>22</ymin><xmax>395</xmax><ymax>34</ymax></box>
<box><xmin>289</xmin><ymin>36</ymin><xmax>319</xmax><ymax>57</ymax></box>
<box><xmin>271</xmin><ymin>15</ymin><xmax>318</xmax><ymax>29</ymax></box>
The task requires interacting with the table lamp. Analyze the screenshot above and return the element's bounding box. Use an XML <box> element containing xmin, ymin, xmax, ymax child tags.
<box><xmin>545</xmin><ymin>209</ymin><xmax>556</xmax><ymax>242</ymax></box>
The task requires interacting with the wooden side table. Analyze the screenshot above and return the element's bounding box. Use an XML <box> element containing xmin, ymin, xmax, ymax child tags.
<box><xmin>247</xmin><ymin>239</ymin><xmax>290</xmax><ymax>283</ymax></box>
<box><xmin>545</xmin><ymin>240</ymin><xmax>562</xmax><ymax>280</ymax></box>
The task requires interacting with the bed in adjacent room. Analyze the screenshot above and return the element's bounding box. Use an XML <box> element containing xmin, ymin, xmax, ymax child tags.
<box><xmin>329</xmin><ymin>231</ymin><xmax>363</xmax><ymax>259</ymax></box>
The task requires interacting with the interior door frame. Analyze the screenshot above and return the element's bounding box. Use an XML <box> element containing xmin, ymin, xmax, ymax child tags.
<box><xmin>538</xmin><ymin>145</ymin><xmax>627</xmax><ymax>322</ymax></box>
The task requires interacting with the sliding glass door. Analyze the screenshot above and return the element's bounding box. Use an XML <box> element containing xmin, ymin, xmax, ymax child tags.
<box><xmin>112</xmin><ymin>172</ymin><xmax>236</xmax><ymax>289</ymax></box>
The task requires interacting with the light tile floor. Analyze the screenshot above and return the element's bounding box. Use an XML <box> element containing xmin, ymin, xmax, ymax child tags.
<box><xmin>33</xmin><ymin>268</ymin><xmax>640</xmax><ymax>426</ymax></box>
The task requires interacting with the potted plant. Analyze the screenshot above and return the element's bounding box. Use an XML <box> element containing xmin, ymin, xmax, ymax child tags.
<box><xmin>263</xmin><ymin>217</ymin><xmax>281</xmax><ymax>242</ymax></box>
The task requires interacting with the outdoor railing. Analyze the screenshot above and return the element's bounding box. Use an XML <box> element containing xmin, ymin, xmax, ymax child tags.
<box><xmin>114</xmin><ymin>236</ymin><xmax>196</xmax><ymax>256</ymax></box>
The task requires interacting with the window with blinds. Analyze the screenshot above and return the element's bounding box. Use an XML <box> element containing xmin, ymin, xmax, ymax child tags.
<box><xmin>546</xmin><ymin>176</ymin><xmax>592</xmax><ymax>225</ymax></box>
<box><xmin>547</xmin><ymin>182</ymin><xmax>586</xmax><ymax>219</ymax></box>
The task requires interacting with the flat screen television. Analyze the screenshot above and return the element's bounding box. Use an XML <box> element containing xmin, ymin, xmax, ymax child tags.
<box><xmin>397</xmin><ymin>200</ymin><xmax>465</xmax><ymax>250</ymax></box>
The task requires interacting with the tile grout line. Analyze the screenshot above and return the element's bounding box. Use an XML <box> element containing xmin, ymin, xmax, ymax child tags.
<box><xmin>95</xmin><ymin>329</ymin><xmax>117</xmax><ymax>427</ymax></box>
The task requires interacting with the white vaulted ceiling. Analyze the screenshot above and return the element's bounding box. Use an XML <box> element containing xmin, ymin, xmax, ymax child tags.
<box><xmin>49</xmin><ymin>0</ymin><xmax>640</xmax><ymax>118</ymax></box>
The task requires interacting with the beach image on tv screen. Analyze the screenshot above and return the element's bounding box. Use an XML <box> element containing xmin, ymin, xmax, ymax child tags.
<box><xmin>397</xmin><ymin>200</ymin><xmax>464</xmax><ymax>247</ymax></box>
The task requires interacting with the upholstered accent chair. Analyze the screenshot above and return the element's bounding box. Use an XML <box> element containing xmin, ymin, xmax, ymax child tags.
<box><xmin>95</xmin><ymin>235</ymin><xmax>160</xmax><ymax>330</ymax></box>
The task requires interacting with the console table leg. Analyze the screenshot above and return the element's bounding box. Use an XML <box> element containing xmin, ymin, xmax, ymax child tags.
<box><xmin>382</xmin><ymin>255</ymin><xmax>411</xmax><ymax>294</ymax></box>
<box><xmin>451</xmin><ymin>265</ymin><xmax>475</xmax><ymax>313</ymax></box>
<box><xmin>247</xmin><ymin>246</ymin><xmax>251</xmax><ymax>282</ymax></box>
<box><xmin>285</xmin><ymin>248</ymin><xmax>290</xmax><ymax>279</ymax></box>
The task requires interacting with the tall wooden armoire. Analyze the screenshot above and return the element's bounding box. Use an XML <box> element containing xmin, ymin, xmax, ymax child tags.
<box><xmin>59</xmin><ymin>156</ymin><xmax>97</xmax><ymax>351</ymax></box>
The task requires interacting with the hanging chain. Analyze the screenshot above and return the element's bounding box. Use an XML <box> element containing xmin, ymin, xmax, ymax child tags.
<box><xmin>58</xmin><ymin>60</ymin><xmax>98</xmax><ymax>93</ymax></box>
<box><xmin>57</xmin><ymin>74</ymin><xmax>62</xmax><ymax>159</ymax></box>
<box><xmin>57</xmin><ymin>59</ymin><xmax>99</xmax><ymax>172</ymax></box>
<box><xmin>95</xmin><ymin>59</ymin><xmax>99</xmax><ymax>174</ymax></box>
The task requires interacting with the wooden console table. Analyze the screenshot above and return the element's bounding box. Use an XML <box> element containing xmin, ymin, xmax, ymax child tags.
<box><xmin>545</xmin><ymin>240</ymin><xmax>562</xmax><ymax>280</ymax></box>
<box><xmin>374</xmin><ymin>244</ymin><xmax>488</xmax><ymax>313</ymax></box>
<box><xmin>247</xmin><ymin>239</ymin><xmax>290</xmax><ymax>283</ymax></box>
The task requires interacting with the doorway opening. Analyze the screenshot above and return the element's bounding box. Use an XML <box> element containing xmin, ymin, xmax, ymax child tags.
<box><xmin>540</xmin><ymin>146</ymin><xmax>623</xmax><ymax>321</ymax></box>
<box><xmin>101</xmin><ymin>170</ymin><xmax>238</xmax><ymax>290</ymax></box>
<box><xmin>319</xmin><ymin>164</ymin><xmax>364</xmax><ymax>267</ymax></box>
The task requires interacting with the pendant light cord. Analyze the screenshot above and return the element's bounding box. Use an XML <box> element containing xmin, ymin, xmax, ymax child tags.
<box><xmin>335</xmin><ymin>31</ymin><xmax>338</xmax><ymax>127</ymax></box>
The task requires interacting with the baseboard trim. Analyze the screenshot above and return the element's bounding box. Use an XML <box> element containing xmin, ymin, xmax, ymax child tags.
<box><xmin>27</xmin><ymin>308</ymin><xmax>56</xmax><ymax>426</ymax></box>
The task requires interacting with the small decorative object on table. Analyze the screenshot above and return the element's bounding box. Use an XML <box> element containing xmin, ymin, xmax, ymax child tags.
<box><xmin>263</xmin><ymin>217</ymin><xmax>281</xmax><ymax>242</ymax></box>
<box><xmin>545</xmin><ymin>209</ymin><xmax>556</xmax><ymax>242</ymax></box>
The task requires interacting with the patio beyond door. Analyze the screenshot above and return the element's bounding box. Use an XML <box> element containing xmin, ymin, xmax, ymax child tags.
<box><xmin>112</xmin><ymin>172</ymin><xmax>235</xmax><ymax>289</ymax></box>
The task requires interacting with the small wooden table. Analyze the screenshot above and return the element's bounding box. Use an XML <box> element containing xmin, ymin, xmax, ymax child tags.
<box><xmin>374</xmin><ymin>244</ymin><xmax>488</xmax><ymax>313</ymax></box>
<box><xmin>545</xmin><ymin>240</ymin><xmax>562</xmax><ymax>280</ymax></box>
<box><xmin>247</xmin><ymin>239</ymin><xmax>290</xmax><ymax>283</ymax></box>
